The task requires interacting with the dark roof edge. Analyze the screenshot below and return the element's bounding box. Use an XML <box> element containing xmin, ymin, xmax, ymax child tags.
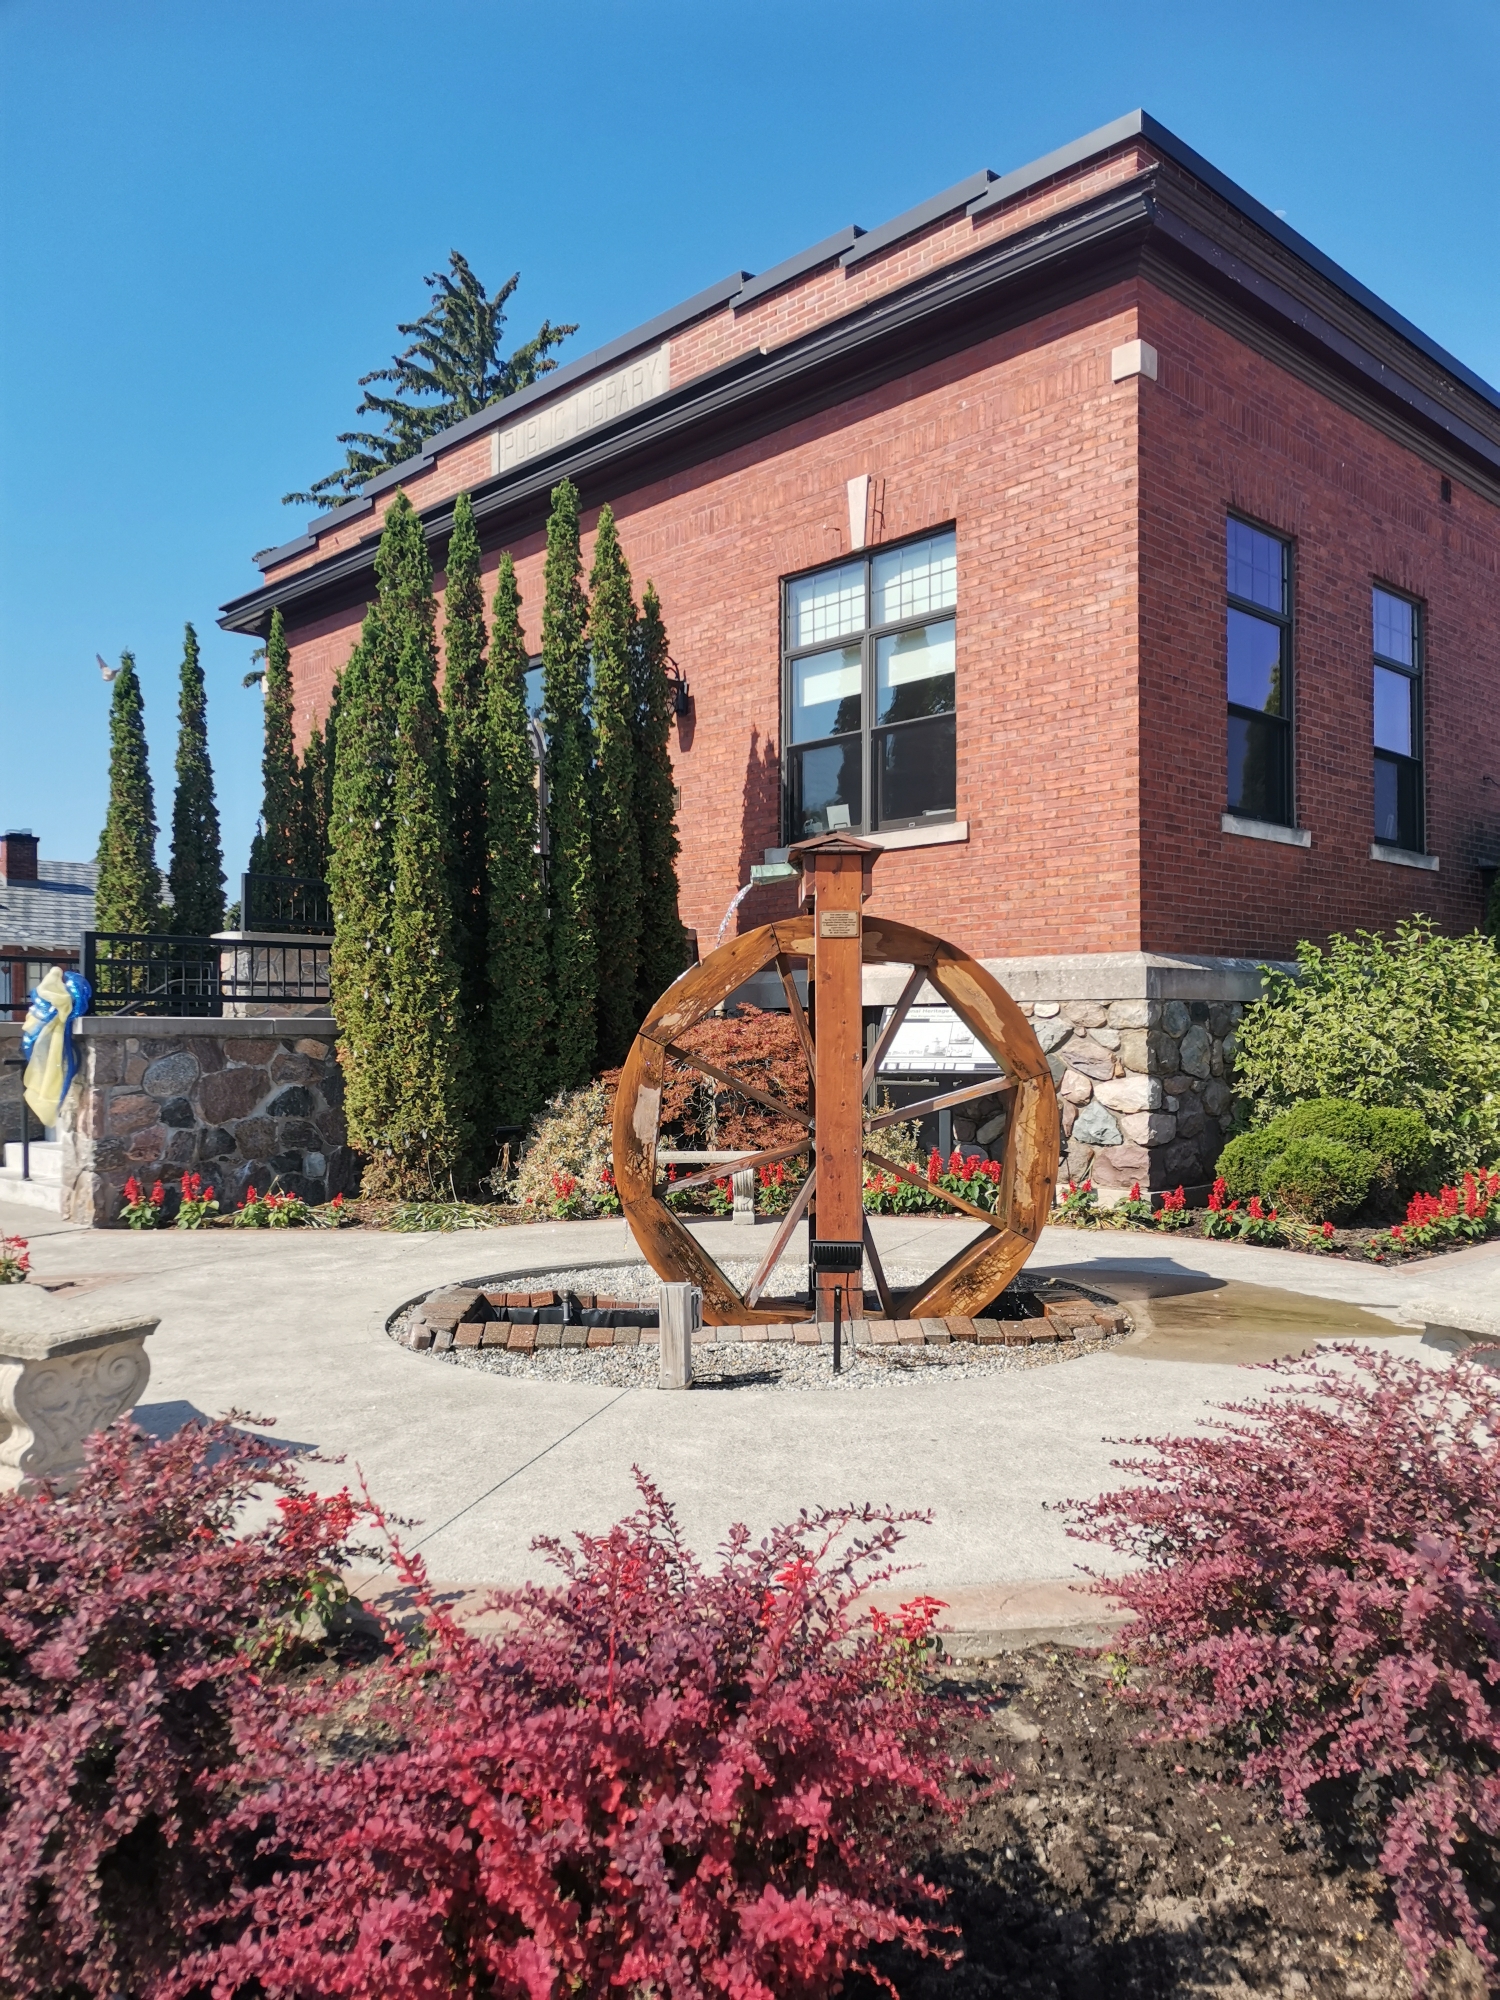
<box><xmin>841</xmin><ymin>168</ymin><xmax>997</xmax><ymax>268</ymax></box>
<box><xmin>1006</xmin><ymin>110</ymin><xmax>1499</xmax><ymax>412</ymax></box>
<box><xmin>735</xmin><ymin>226</ymin><xmax>865</xmax><ymax>310</ymax></box>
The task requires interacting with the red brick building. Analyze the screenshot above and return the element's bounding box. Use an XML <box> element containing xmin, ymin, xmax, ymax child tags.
<box><xmin>220</xmin><ymin>112</ymin><xmax>1500</xmax><ymax>1192</ymax></box>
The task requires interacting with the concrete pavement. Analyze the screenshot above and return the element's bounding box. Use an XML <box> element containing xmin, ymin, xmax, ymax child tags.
<box><xmin>5</xmin><ymin>1200</ymin><xmax>1494</xmax><ymax>1643</ymax></box>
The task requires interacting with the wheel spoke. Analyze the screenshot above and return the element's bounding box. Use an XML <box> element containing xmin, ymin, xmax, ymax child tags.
<box><xmin>659</xmin><ymin>1139</ymin><xmax>809</xmax><ymax>1194</ymax></box>
<box><xmin>775</xmin><ymin>953</ymin><xmax>816</xmax><ymax>1077</ymax></box>
<box><xmin>663</xmin><ymin>1043</ymin><xmax>813</xmax><ymax>1130</ymax></box>
<box><xmin>865</xmin><ymin>1076</ymin><xmax>1013</xmax><ymax>1133</ymax></box>
<box><xmin>861</xmin><ymin>965</ymin><xmax>929</xmax><ymax>1094</ymax></box>
<box><xmin>862</xmin><ymin>1147</ymin><xmax>1003</xmax><ymax>1229</ymax></box>
<box><xmin>745</xmin><ymin>1167</ymin><xmax>817</xmax><ymax>1307</ymax></box>
<box><xmin>862</xmin><ymin>1216</ymin><xmax>895</xmax><ymax>1319</ymax></box>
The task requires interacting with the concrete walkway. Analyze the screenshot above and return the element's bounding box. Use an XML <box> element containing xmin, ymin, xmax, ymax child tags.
<box><xmin>6</xmin><ymin>1200</ymin><xmax>1496</xmax><ymax>1643</ymax></box>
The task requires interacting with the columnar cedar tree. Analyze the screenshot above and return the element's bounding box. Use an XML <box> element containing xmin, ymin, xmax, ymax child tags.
<box><xmin>295</xmin><ymin>720</ymin><xmax>330</xmax><ymax>885</ymax></box>
<box><xmin>385</xmin><ymin>605</ymin><xmax>474</xmax><ymax>1194</ymax></box>
<box><xmin>248</xmin><ymin>609</ymin><xmax>299</xmax><ymax>880</ymax></box>
<box><xmin>632</xmin><ymin>583</ymin><xmax>688</xmax><ymax>1015</ymax></box>
<box><xmin>441</xmin><ymin>494</ymin><xmax>490</xmax><ymax>1028</ymax></box>
<box><xmin>328</xmin><ymin>608</ymin><xmax>397</xmax><ymax>1164</ymax></box>
<box><xmin>165</xmin><ymin>623</ymin><xmax>225</xmax><ymax>935</ymax></box>
<box><xmin>541</xmin><ymin>479</ymin><xmax>597</xmax><ymax>1089</ymax></box>
<box><xmin>484</xmin><ymin>554</ymin><xmax>552</xmax><ymax>1130</ymax></box>
<box><xmin>94</xmin><ymin>650</ymin><xmax>162</xmax><ymax>935</ymax></box>
<box><xmin>587</xmin><ymin>505</ymin><xmax>643</xmax><ymax>1066</ymax></box>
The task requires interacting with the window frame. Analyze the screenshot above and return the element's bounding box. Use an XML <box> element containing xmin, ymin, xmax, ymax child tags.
<box><xmin>1224</xmin><ymin>513</ymin><xmax>1296</xmax><ymax>828</ymax></box>
<box><xmin>780</xmin><ymin>525</ymin><xmax>959</xmax><ymax>841</ymax></box>
<box><xmin>1372</xmin><ymin>583</ymin><xmax>1425</xmax><ymax>852</ymax></box>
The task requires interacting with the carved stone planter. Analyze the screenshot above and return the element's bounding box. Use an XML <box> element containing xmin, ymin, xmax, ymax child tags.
<box><xmin>0</xmin><ymin>1289</ymin><xmax>157</xmax><ymax>1493</ymax></box>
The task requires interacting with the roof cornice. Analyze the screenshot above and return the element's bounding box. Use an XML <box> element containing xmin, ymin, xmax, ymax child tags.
<box><xmin>221</xmin><ymin>168</ymin><xmax>1500</xmax><ymax>637</ymax></box>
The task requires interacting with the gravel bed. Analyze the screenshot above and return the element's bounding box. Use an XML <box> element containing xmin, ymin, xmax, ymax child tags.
<box><xmin>389</xmin><ymin>1260</ymin><xmax>1125</xmax><ymax>1393</ymax></box>
<box><xmin>427</xmin><ymin>1328</ymin><xmax>1122</xmax><ymax>1392</ymax></box>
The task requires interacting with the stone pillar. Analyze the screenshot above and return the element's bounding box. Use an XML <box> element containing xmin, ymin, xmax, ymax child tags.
<box><xmin>658</xmin><ymin>1283</ymin><xmax>700</xmax><ymax>1388</ymax></box>
<box><xmin>0</xmin><ymin>1289</ymin><xmax>158</xmax><ymax>1492</ymax></box>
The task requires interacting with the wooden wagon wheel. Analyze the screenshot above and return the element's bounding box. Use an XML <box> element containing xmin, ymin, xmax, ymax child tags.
<box><xmin>612</xmin><ymin>835</ymin><xmax>1059</xmax><ymax>1326</ymax></box>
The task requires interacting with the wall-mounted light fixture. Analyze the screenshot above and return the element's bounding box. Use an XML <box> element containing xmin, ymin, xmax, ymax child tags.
<box><xmin>666</xmin><ymin>657</ymin><xmax>691</xmax><ymax>716</ymax></box>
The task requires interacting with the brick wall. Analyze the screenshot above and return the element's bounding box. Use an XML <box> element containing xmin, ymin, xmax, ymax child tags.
<box><xmin>273</xmin><ymin>279</ymin><xmax>1499</xmax><ymax>971</ymax></box>
<box><xmin>279</xmin><ymin>286</ymin><xmax>1147</xmax><ymax>960</ymax></box>
<box><xmin>1137</xmin><ymin>283</ymin><xmax>1500</xmax><ymax>955</ymax></box>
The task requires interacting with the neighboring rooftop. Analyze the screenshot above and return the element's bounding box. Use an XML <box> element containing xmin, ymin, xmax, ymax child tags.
<box><xmin>0</xmin><ymin>832</ymin><xmax>96</xmax><ymax>952</ymax></box>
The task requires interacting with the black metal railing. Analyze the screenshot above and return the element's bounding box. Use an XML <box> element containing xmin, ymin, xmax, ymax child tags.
<box><xmin>84</xmin><ymin>934</ymin><xmax>222</xmax><ymax>1015</ymax></box>
<box><xmin>240</xmin><ymin>872</ymin><xmax>333</xmax><ymax>935</ymax></box>
<box><xmin>1</xmin><ymin>950</ymin><xmax>79</xmax><ymax>1021</ymax></box>
<box><xmin>82</xmin><ymin>933</ymin><xmax>332</xmax><ymax>1016</ymax></box>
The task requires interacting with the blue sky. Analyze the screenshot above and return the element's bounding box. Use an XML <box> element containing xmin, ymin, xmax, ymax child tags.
<box><xmin>2</xmin><ymin>0</ymin><xmax>1496</xmax><ymax>889</ymax></box>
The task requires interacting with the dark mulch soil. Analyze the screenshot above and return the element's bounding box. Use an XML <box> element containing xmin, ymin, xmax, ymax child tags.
<box><xmin>871</xmin><ymin>1650</ymin><xmax>1489</xmax><ymax>2000</ymax></box>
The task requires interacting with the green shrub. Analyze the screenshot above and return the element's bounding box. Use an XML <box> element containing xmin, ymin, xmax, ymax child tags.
<box><xmin>1217</xmin><ymin>1127</ymin><xmax>1289</xmax><ymax>1202</ymax></box>
<box><xmin>1275</xmin><ymin>1099</ymin><xmax>1381</xmax><ymax>1149</ymax></box>
<box><xmin>1366</xmin><ymin>1107</ymin><xmax>1434</xmax><ymax>1188</ymax></box>
<box><xmin>501</xmin><ymin>1080</ymin><xmax>618</xmax><ymax>1216</ymax></box>
<box><xmin>1235</xmin><ymin>920</ymin><xmax>1500</xmax><ymax>1175</ymax></box>
<box><xmin>1262</xmin><ymin>1137</ymin><xmax>1376</xmax><ymax>1221</ymax></box>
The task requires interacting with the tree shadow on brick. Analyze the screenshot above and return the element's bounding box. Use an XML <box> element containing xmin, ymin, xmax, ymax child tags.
<box><xmin>734</xmin><ymin>727</ymin><xmax>797</xmax><ymax>937</ymax></box>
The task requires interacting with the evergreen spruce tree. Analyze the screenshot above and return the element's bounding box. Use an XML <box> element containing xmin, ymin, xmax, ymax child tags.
<box><xmin>587</xmin><ymin>506</ymin><xmax>642</xmax><ymax>1066</ymax></box>
<box><xmin>484</xmin><ymin>553</ymin><xmax>551</xmax><ymax>1128</ymax></box>
<box><xmin>328</xmin><ymin>608</ymin><xmax>398</xmax><ymax>1170</ymax></box>
<box><xmin>166</xmin><ymin>623</ymin><xmax>225</xmax><ymax>934</ymax></box>
<box><xmin>541</xmin><ymin>479</ymin><xmax>597</xmax><ymax>1088</ymax></box>
<box><xmin>248</xmin><ymin>609</ymin><xmax>299</xmax><ymax>880</ymax></box>
<box><xmin>94</xmin><ymin>650</ymin><xmax>162</xmax><ymax>935</ymax></box>
<box><xmin>632</xmin><ymin>583</ymin><xmax>687</xmax><ymax>1014</ymax></box>
<box><xmin>441</xmin><ymin>493</ymin><xmax>489</xmax><ymax>1030</ymax></box>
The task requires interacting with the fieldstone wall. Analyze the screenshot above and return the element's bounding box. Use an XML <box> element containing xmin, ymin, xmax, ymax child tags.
<box><xmin>1016</xmin><ymin>996</ymin><xmax>1242</xmax><ymax>1194</ymax></box>
<box><xmin>60</xmin><ymin>1019</ymin><xmax>356</xmax><ymax>1226</ymax></box>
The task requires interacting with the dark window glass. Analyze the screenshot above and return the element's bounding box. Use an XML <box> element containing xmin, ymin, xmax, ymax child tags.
<box><xmin>791</xmin><ymin>740</ymin><xmax>862</xmax><ymax>838</ymax></box>
<box><xmin>1372</xmin><ymin>587</ymin><xmax>1422</xmax><ymax>849</ymax></box>
<box><xmin>1225</xmin><ymin>520</ymin><xmax>1293</xmax><ymax>823</ymax></box>
<box><xmin>782</xmin><ymin>531</ymin><xmax>957</xmax><ymax>837</ymax></box>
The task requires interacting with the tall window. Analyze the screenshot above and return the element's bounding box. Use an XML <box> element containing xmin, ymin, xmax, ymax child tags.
<box><xmin>783</xmin><ymin>529</ymin><xmax>957</xmax><ymax>840</ymax></box>
<box><xmin>1373</xmin><ymin>587</ymin><xmax>1423</xmax><ymax>850</ymax></box>
<box><xmin>1226</xmin><ymin>517</ymin><xmax>1293</xmax><ymax>824</ymax></box>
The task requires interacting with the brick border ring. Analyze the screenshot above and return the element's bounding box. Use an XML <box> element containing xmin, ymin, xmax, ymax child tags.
<box><xmin>611</xmin><ymin>913</ymin><xmax>1060</xmax><ymax>1326</ymax></box>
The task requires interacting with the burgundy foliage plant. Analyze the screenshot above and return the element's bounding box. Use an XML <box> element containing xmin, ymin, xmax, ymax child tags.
<box><xmin>1071</xmin><ymin>1347</ymin><xmax>1500</xmax><ymax>1990</ymax></box>
<box><xmin>0</xmin><ymin>1417</ymin><xmax>365</xmax><ymax>2000</ymax></box>
<box><xmin>178</xmin><ymin>1475</ymin><xmax>961</xmax><ymax>1999</ymax></box>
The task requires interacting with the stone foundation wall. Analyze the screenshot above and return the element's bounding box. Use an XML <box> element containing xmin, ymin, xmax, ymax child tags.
<box><xmin>60</xmin><ymin>1018</ymin><xmax>356</xmax><ymax>1226</ymax></box>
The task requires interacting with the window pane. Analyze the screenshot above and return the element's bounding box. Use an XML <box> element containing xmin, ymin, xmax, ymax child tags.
<box><xmin>1373</xmin><ymin>588</ymin><xmax>1415</xmax><ymax>667</ymax></box>
<box><xmin>1375</xmin><ymin>753</ymin><xmax>1421</xmax><ymax>849</ymax></box>
<box><xmin>875</xmin><ymin>716</ymin><xmax>956</xmax><ymax>827</ymax></box>
<box><xmin>1228</xmin><ymin>712</ymin><xmax>1289</xmax><ymax>823</ymax></box>
<box><xmin>788</xmin><ymin>563</ymin><xmax>864</xmax><ymax>648</ymax></box>
<box><xmin>875</xmin><ymin>619</ymin><xmax>955</xmax><ymax>725</ymax></box>
<box><xmin>792</xmin><ymin>740</ymin><xmax>862</xmax><ymax>839</ymax></box>
<box><xmin>524</xmin><ymin>663</ymin><xmax>544</xmax><ymax>719</ymax></box>
<box><xmin>1227</xmin><ymin>607</ymin><xmax>1285</xmax><ymax>714</ymax></box>
<box><xmin>1226</xmin><ymin>518</ymin><xmax>1285</xmax><ymax>613</ymax></box>
<box><xmin>1373</xmin><ymin>665</ymin><xmax>1413</xmax><ymax>755</ymax></box>
<box><xmin>790</xmin><ymin>644</ymin><xmax>862</xmax><ymax>743</ymax></box>
<box><xmin>872</xmin><ymin>532</ymin><xmax>957</xmax><ymax>625</ymax></box>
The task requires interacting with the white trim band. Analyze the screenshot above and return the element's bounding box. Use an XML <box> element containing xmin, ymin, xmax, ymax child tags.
<box><xmin>1370</xmin><ymin>842</ymin><xmax>1439</xmax><ymax>870</ymax></box>
<box><xmin>1221</xmin><ymin>812</ymin><xmax>1311</xmax><ymax>848</ymax></box>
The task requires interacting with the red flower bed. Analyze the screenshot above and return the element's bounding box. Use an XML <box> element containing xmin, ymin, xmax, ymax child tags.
<box><xmin>1071</xmin><ymin>1347</ymin><xmax>1500</xmax><ymax>1990</ymax></box>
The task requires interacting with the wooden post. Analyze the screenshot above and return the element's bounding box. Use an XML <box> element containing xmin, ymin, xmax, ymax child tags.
<box><xmin>658</xmin><ymin>1282</ymin><xmax>699</xmax><ymax>1388</ymax></box>
<box><xmin>786</xmin><ymin>833</ymin><xmax>878</xmax><ymax>1323</ymax></box>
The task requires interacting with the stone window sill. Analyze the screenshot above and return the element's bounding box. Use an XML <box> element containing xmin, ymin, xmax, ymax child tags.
<box><xmin>1371</xmin><ymin>842</ymin><xmax>1439</xmax><ymax>871</ymax></box>
<box><xmin>1221</xmin><ymin>812</ymin><xmax>1310</xmax><ymax>849</ymax></box>
<box><xmin>764</xmin><ymin>820</ymin><xmax>968</xmax><ymax>864</ymax></box>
